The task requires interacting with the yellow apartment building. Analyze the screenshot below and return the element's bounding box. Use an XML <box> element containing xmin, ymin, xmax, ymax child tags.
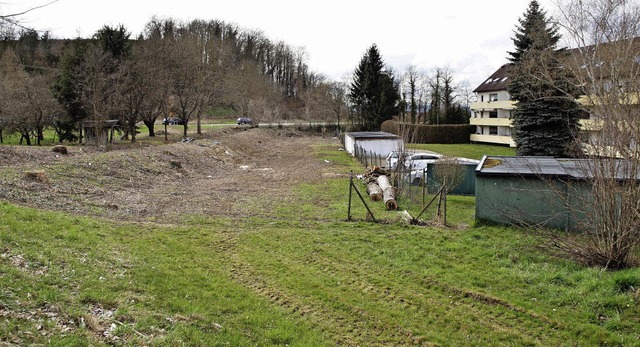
<box><xmin>470</xmin><ymin>64</ymin><xmax>597</xmax><ymax>147</ymax></box>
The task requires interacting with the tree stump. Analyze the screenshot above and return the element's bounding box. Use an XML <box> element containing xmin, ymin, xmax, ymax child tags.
<box><xmin>51</xmin><ymin>145</ymin><xmax>68</xmax><ymax>155</ymax></box>
<box><xmin>24</xmin><ymin>170</ymin><xmax>48</xmax><ymax>183</ymax></box>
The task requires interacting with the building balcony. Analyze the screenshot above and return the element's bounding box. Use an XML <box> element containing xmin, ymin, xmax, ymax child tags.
<box><xmin>470</xmin><ymin>117</ymin><xmax>598</xmax><ymax>130</ymax></box>
<box><xmin>470</xmin><ymin>118</ymin><xmax>513</xmax><ymax>127</ymax></box>
<box><xmin>470</xmin><ymin>134</ymin><xmax>516</xmax><ymax>147</ymax></box>
<box><xmin>470</xmin><ymin>100</ymin><xmax>517</xmax><ymax>110</ymax></box>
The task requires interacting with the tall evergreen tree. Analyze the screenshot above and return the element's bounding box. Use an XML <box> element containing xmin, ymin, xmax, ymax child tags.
<box><xmin>507</xmin><ymin>0</ymin><xmax>581</xmax><ymax>157</ymax></box>
<box><xmin>508</xmin><ymin>0</ymin><xmax>560</xmax><ymax>64</ymax></box>
<box><xmin>94</xmin><ymin>25</ymin><xmax>132</xmax><ymax>62</ymax></box>
<box><xmin>51</xmin><ymin>39</ymin><xmax>88</xmax><ymax>142</ymax></box>
<box><xmin>349</xmin><ymin>44</ymin><xmax>400</xmax><ymax>130</ymax></box>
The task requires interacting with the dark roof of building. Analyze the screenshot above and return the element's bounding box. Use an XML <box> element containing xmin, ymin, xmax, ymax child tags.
<box><xmin>473</xmin><ymin>64</ymin><xmax>511</xmax><ymax>93</ymax></box>
<box><xmin>476</xmin><ymin>156</ymin><xmax>640</xmax><ymax>180</ymax></box>
<box><xmin>346</xmin><ymin>131</ymin><xmax>399</xmax><ymax>139</ymax></box>
<box><xmin>474</xmin><ymin>38</ymin><xmax>640</xmax><ymax>95</ymax></box>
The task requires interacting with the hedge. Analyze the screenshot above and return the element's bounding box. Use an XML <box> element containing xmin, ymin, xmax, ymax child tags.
<box><xmin>381</xmin><ymin>120</ymin><xmax>473</xmax><ymax>144</ymax></box>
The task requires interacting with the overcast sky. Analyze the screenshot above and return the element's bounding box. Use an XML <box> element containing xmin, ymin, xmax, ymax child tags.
<box><xmin>11</xmin><ymin>0</ymin><xmax>558</xmax><ymax>89</ymax></box>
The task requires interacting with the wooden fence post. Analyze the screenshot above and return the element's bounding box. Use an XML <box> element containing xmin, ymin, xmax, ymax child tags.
<box><xmin>348</xmin><ymin>171</ymin><xmax>353</xmax><ymax>221</ymax></box>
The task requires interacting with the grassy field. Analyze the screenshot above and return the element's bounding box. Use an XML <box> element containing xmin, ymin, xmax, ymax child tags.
<box><xmin>408</xmin><ymin>143</ymin><xmax>516</xmax><ymax>160</ymax></box>
<box><xmin>1</xmin><ymin>140</ymin><xmax>639</xmax><ymax>345</ymax></box>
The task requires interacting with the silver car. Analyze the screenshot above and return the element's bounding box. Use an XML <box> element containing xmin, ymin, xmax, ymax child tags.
<box><xmin>404</xmin><ymin>153</ymin><xmax>442</xmax><ymax>185</ymax></box>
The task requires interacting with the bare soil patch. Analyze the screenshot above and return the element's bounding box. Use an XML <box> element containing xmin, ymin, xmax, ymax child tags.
<box><xmin>0</xmin><ymin>127</ymin><xmax>341</xmax><ymax>221</ymax></box>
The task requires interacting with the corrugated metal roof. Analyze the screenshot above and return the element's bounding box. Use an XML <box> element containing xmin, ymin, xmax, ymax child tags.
<box><xmin>477</xmin><ymin>156</ymin><xmax>640</xmax><ymax>180</ymax></box>
<box><xmin>560</xmin><ymin>159</ymin><xmax>640</xmax><ymax>180</ymax></box>
<box><xmin>346</xmin><ymin>131</ymin><xmax>399</xmax><ymax>139</ymax></box>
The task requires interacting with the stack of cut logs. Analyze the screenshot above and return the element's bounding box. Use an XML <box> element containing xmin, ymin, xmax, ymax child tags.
<box><xmin>364</xmin><ymin>167</ymin><xmax>398</xmax><ymax>210</ymax></box>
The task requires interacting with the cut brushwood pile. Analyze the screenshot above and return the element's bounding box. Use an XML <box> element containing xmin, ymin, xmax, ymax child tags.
<box><xmin>364</xmin><ymin>166</ymin><xmax>398</xmax><ymax>210</ymax></box>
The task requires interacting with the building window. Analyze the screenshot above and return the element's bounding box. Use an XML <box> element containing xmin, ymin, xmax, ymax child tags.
<box><xmin>489</xmin><ymin>93</ymin><xmax>498</xmax><ymax>101</ymax></box>
<box><xmin>489</xmin><ymin>126</ymin><xmax>498</xmax><ymax>135</ymax></box>
<box><xmin>480</xmin><ymin>95</ymin><xmax>484</xmax><ymax>102</ymax></box>
<box><xmin>489</xmin><ymin>111</ymin><xmax>498</xmax><ymax>118</ymax></box>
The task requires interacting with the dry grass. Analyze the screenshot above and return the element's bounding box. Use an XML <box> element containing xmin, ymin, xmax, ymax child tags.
<box><xmin>0</xmin><ymin>127</ymin><xmax>336</xmax><ymax>221</ymax></box>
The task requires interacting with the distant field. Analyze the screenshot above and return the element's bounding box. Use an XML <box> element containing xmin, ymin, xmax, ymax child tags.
<box><xmin>408</xmin><ymin>143</ymin><xmax>516</xmax><ymax>160</ymax></box>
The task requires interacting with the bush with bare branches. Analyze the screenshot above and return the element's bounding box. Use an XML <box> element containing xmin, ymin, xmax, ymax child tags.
<box><xmin>539</xmin><ymin>0</ymin><xmax>640</xmax><ymax>269</ymax></box>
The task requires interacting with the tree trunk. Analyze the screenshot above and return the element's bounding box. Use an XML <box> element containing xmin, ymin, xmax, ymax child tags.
<box><xmin>143</xmin><ymin>120</ymin><xmax>156</xmax><ymax>137</ymax></box>
<box><xmin>377</xmin><ymin>175</ymin><xmax>398</xmax><ymax>210</ymax></box>
<box><xmin>130</xmin><ymin>128</ymin><xmax>136</xmax><ymax>143</ymax></box>
<box><xmin>197</xmin><ymin>112</ymin><xmax>202</xmax><ymax>135</ymax></box>
<box><xmin>37</xmin><ymin>128</ymin><xmax>44</xmax><ymax>146</ymax></box>
<box><xmin>20</xmin><ymin>132</ymin><xmax>31</xmax><ymax>146</ymax></box>
<box><xmin>367</xmin><ymin>182</ymin><xmax>383</xmax><ymax>201</ymax></box>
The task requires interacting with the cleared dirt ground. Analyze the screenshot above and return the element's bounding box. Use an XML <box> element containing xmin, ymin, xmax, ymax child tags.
<box><xmin>0</xmin><ymin>127</ymin><xmax>342</xmax><ymax>221</ymax></box>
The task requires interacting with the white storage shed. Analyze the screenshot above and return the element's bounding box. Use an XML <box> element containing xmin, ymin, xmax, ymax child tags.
<box><xmin>344</xmin><ymin>132</ymin><xmax>403</xmax><ymax>157</ymax></box>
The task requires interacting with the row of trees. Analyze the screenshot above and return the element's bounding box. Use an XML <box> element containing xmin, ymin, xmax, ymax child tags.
<box><xmin>401</xmin><ymin>66</ymin><xmax>472</xmax><ymax>126</ymax></box>
<box><xmin>0</xmin><ymin>5</ymin><xmax>476</xmax><ymax>142</ymax></box>
<box><xmin>0</xmin><ymin>17</ymin><xmax>349</xmax><ymax>144</ymax></box>
<box><xmin>348</xmin><ymin>44</ymin><xmax>472</xmax><ymax>132</ymax></box>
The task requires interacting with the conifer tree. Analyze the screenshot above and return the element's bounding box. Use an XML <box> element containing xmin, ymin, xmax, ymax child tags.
<box><xmin>508</xmin><ymin>1</ymin><xmax>560</xmax><ymax>64</ymax></box>
<box><xmin>507</xmin><ymin>0</ymin><xmax>581</xmax><ymax>157</ymax></box>
<box><xmin>349</xmin><ymin>44</ymin><xmax>400</xmax><ymax>130</ymax></box>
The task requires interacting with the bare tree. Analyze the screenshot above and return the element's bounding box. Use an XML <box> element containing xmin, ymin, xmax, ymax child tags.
<box><xmin>75</xmin><ymin>46</ymin><xmax>118</xmax><ymax>146</ymax></box>
<box><xmin>0</xmin><ymin>1</ymin><xmax>59</xmax><ymax>30</ymax></box>
<box><xmin>404</xmin><ymin>65</ymin><xmax>420</xmax><ymax>124</ymax></box>
<box><xmin>327</xmin><ymin>81</ymin><xmax>349</xmax><ymax>132</ymax></box>
<box><xmin>223</xmin><ymin>60</ymin><xmax>276</xmax><ymax>123</ymax></box>
<box><xmin>0</xmin><ymin>48</ymin><xmax>32</xmax><ymax>144</ymax></box>
<box><xmin>139</xmin><ymin>18</ymin><xmax>176</xmax><ymax>138</ymax></box>
<box><xmin>433</xmin><ymin>157</ymin><xmax>468</xmax><ymax>193</ymax></box>
<box><xmin>527</xmin><ymin>0</ymin><xmax>640</xmax><ymax>268</ymax></box>
<box><xmin>167</xmin><ymin>27</ymin><xmax>214</xmax><ymax>138</ymax></box>
<box><xmin>114</xmin><ymin>55</ymin><xmax>148</xmax><ymax>143</ymax></box>
<box><xmin>0</xmin><ymin>48</ymin><xmax>59</xmax><ymax>145</ymax></box>
<box><xmin>458</xmin><ymin>81</ymin><xmax>477</xmax><ymax>110</ymax></box>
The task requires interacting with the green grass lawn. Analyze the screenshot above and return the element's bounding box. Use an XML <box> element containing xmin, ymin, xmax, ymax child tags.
<box><xmin>1</xmin><ymin>129</ymin><xmax>59</xmax><ymax>146</ymax></box>
<box><xmin>0</xmin><ymin>121</ymin><xmax>234</xmax><ymax>147</ymax></box>
<box><xmin>1</xmin><ymin>142</ymin><xmax>639</xmax><ymax>345</ymax></box>
<box><xmin>408</xmin><ymin>143</ymin><xmax>516</xmax><ymax>160</ymax></box>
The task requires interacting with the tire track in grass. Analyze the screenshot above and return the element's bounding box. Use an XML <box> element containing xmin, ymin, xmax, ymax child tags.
<box><xmin>325</xmin><ymin>249</ymin><xmax>569</xmax><ymax>345</ymax></box>
<box><xmin>220</xmin><ymin>232</ymin><xmax>433</xmax><ymax>346</ymax></box>
<box><xmin>214</xmin><ymin>226</ymin><xmax>566</xmax><ymax>343</ymax></box>
<box><xmin>238</xmin><ymin>236</ymin><xmax>569</xmax><ymax>346</ymax></box>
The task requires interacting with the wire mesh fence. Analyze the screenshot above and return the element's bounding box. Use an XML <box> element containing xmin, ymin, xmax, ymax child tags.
<box><xmin>352</xmin><ymin>145</ymin><xmax>387</xmax><ymax>168</ymax></box>
<box><xmin>351</xmin><ymin>145</ymin><xmax>476</xmax><ymax>215</ymax></box>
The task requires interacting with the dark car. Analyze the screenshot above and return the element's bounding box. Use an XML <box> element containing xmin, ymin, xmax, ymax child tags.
<box><xmin>163</xmin><ymin>117</ymin><xmax>184</xmax><ymax>125</ymax></box>
<box><xmin>237</xmin><ymin>117</ymin><xmax>253</xmax><ymax>125</ymax></box>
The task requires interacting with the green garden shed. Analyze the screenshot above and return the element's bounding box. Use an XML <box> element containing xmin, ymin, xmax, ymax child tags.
<box><xmin>475</xmin><ymin>156</ymin><xmax>639</xmax><ymax>231</ymax></box>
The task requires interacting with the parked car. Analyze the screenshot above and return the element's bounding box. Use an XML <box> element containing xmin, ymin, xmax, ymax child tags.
<box><xmin>404</xmin><ymin>153</ymin><xmax>442</xmax><ymax>170</ymax></box>
<box><xmin>404</xmin><ymin>153</ymin><xmax>442</xmax><ymax>185</ymax></box>
<box><xmin>385</xmin><ymin>151</ymin><xmax>408</xmax><ymax>169</ymax></box>
<box><xmin>162</xmin><ymin>117</ymin><xmax>184</xmax><ymax>125</ymax></box>
<box><xmin>237</xmin><ymin>117</ymin><xmax>253</xmax><ymax>125</ymax></box>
